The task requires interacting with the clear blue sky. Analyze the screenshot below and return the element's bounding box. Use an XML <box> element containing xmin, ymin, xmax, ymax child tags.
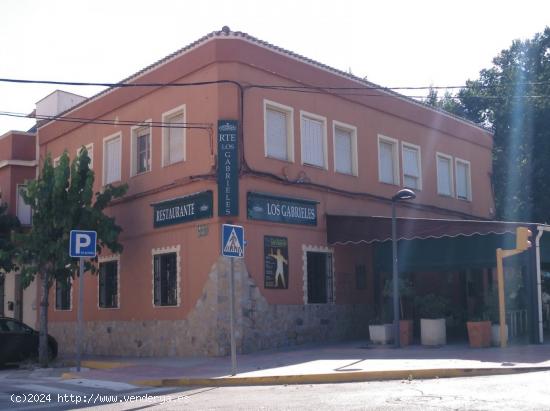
<box><xmin>1</xmin><ymin>0</ymin><xmax>549</xmax><ymax>132</ymax></box>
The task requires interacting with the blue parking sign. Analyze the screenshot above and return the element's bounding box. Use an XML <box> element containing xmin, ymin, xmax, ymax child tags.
<box><xmin>69</xmin><ymin>230</ymin><xmax>97</xmax><ymax>258</ymax></box>
<box><xmin>222</xmin><ymin>224</ymin><xmax>244</xmax><ymax>258</ymax></box>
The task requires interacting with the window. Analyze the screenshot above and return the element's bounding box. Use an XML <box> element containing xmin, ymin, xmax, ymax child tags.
<box><xmin>16</xmin><ymin>185</ymin><xmax>31</xmax><ymax>226</ymax></box>
<box><xmin>436</xmin><ymin>153</ymin><xmax>453</xmax><ymax>196</ymax></box>
<box><xmin>264</xmin><ymin>100</ymin><xmax>294</xmax><ymax>161</ymax></box>
<box><xmin>162</xmin><ymin>105</ymin><xmax>186</xmax><ymax>166</ymax></box>
<box><xmin>378</xmin><ymin>135</ymin><xmax>399</xmax><ymax>185</ymax></box>
<box><xmin>153</xmin><ymin>252</ymin><xmax>178</xmax><ymax>306</ymax></box>
<box><xmin>131</xmin><ymin>123</ymin><xmax>151</xmax><ymax>175</ymax></box>
<box><xmin>99</xmin><ymin>259</ymin><xmax>119</xmax><ymax>309</ymax></box>
<box><xmin>55</xmin><ymin>279</ymin><xmax>71</xmax><ymax>310</ymax></box>
<box><xmin>455</xmin><ymin>158</ymin><xmax>471</xmax><ymax>201</ymax></box>
<box><xmin>402</xmin><ymin>143</ymin><xmax>422</xmax><ymax>190</ymax></box>
<box><xmin>76</xmin><ymin>144</ymin><xmax>94</xmax><ymax>169</ymax></box>
<box><xmin>333</xmin><ymin>122</ymin><xmax>358</xmax><ymax>175</ymax></box>
<box><xmin>301</xmin><ymin>112</ymin><xmax>327</xmax><ymax>168</ymax></box>
<box><xmin>306</xmin><ymin>250</ymin><xmax>334</xmax><ymax>304</ymax></box>
<box><xmin>103</xmin><ymin>134</ymin><xmax>121</xmax><ymax>185</ymax></box>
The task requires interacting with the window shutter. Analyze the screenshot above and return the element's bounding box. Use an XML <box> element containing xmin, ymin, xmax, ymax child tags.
<box><xmin>403</xmin><ymin>147</ymin><xmax>419</xmax><ymax>189</ymax></box>
<box><xmin>335</xmin><ymin>128</ymin><xmax>352</xmax><ymax>174</ymax></box>
<box><xmin>437</xmin><ymin>156</ymin><xmax>452</xmax><ymax>195</ymax></box>
<box><xmin>266</xmin><ymin>108</ymin><xmax>287</xmax><ymax>160</ymax></box>
<box><xmin>106</xmin><ymin>138</ymin><xmax>121</xmax><ymax>184</ymax></box>
<box><xmin>17</xmin><ymin>186</ymin><xmax>32</xmax><ymax>225</ymax></box>
<box><xmin>379</xmin><ymin>141</ymin><xmax>395</xmax><ymax>184</ymax></box>
<box><xmin>167</xmin><ymin>113</ymin><xmax>184</xmax><ymax>164</ymax></box>
<box><xmin>456</xmin><ymin>162</ymin><xmax>469</xmax><ymax>199</ymax></box>
<box><xmin>302</xmin><ymin>116</ymin><xmax>324</xmax><ymax>167</ymax></box>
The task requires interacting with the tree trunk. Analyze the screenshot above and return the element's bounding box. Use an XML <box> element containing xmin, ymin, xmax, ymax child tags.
<box><xmin>38</xmin><ymin>271</ymin><xmax>50</xmax><ymax>367</ymax></box>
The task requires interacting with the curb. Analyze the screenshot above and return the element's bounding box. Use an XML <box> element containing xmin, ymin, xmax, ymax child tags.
<box><xmin>131</xmin><ymin>366</ymin><xmax>550</xmax><ymax>387</ymax></box>
<box><xmin>62</xmin><ymin>360</ymin><xmax>132</xmax><ymax>370</ymax></box>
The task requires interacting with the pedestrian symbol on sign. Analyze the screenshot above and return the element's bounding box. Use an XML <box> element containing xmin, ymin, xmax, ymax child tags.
<box><xmin>222</xmin><ymin>224</ymin><xmax>244</xmax><ymax>258</ymax></box>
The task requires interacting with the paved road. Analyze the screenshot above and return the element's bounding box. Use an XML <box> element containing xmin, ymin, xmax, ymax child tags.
<box><xmin>2</xmin><ymin>369</ymin><xmax>549</xmax><ymax>410</ymax></box>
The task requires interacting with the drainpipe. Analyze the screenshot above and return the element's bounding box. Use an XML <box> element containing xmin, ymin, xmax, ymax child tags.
<box><xmin>535</xmin><ymin>226</ymin><xmax>548</xmax><ymax>343</ymax></box>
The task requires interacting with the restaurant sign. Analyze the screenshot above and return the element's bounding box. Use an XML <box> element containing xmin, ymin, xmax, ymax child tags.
<box><xmin>247</xmin><ymin>192</ymin><xmax>317</xmax><ymax>226</ymax></box>
<box><xmin>153</xmin><ymin>191</ymin><xmax>213</xmax><ymax>228</ymax></box>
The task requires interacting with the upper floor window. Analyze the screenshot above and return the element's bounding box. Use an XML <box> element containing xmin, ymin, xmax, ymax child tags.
<box><xmin>264</xmin><ymin>100</ymin><xmax>294</xmax><ymax>162</ymax></box>
<box><xmin>99</xmin><ymin>258</ymin><xmax>119</xmax><ymax>309</ymax></box>
<box><xmin>402</xmin><ymin>143</ymin><xmax>422</xmax><ymax>190</ymax></box>
<box><xmin>131</xmin><ymin>123</ymin><xmax>152</xmax><ymax>176</ymax></box>
<box><xmin>77</xmin><ymin>143</ymin><xmax>94</xmax><ymax>169</ymax></box>
<box><xmin>16</xmin><ymin>185</ymin><xmax>31</xmax><ymax>226</ymax></box>
<box><xmin>333</xmin><ymin>121</ymin><xmax>358</xmax><ymax>176</ymax></box>
<box><xmin>162</xmin><ymin>105</ymin><xmax>186</xmax><ymax>166</ymax></box>
<box><xmin>378</xmin><ymin>135</ymin><xmax>399</xmax><ymax>185</ymax></box>
<box><xmin>103</xmin><ymin>133</ymin><xmax>121</xmax><ymax>185</ymax></box>
<box><xmin>455</xmin><ymin>158</ymin><xmax>472</xmax><ymax>201</ymax></box>
<box><xmin>301</xmin><ymin>112</ymin><xmax>327</xmax><ymax>169</ymax></box>
<box><xmin>436</xmin><ymin>153</ymin><xmax>453</xmax><ymax>196</ymax></box>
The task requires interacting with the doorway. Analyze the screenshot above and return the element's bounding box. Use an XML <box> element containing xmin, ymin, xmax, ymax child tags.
<box><xmin>306</xmin><ymin>251</ymin><xmax>333</xmax><ymax>304</ymax></box>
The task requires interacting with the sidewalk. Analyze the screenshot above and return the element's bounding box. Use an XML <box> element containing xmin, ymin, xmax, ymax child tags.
<box><xmin>59</xmin><ymin>341</ymin><xmax>550</xmax><ymax>387</ymax></box>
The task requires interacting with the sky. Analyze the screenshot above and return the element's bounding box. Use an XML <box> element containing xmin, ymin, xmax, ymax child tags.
<box><xmin>1</xmin><ymin>0</ymin><xmax>549</xmax><ymax>133</ymax></box>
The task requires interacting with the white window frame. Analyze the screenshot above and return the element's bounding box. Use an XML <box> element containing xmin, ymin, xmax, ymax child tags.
<box><xmin>98</xmin><ymin>254</ymin><xmax>121</xmax><ymax>310</ymax></box>
<box><xmin>263</xmin><ymin>99</ymin><xmax>295</xmax><ymax>162</ymax></box>
<box><xmin>152</xmin><ymin>245</ymin><xmax>181</xmax><ymax>308</ymax></box>
<box><xmin>16</xmin><ymin>184</ymin><xmax>32</xmax><ymax>226</ymax></box>
<box><xmin>102</xmin><ymin>132</ymin><xmax>122</xmax><ymax>186</ymax></box>
<box><xmin>377</xmin><ymin>134</ymin><xmax>399</xmax><ymax>185</ymax></box>
<box><xmin>401</xmin><ymin>142</ymin><xmax>422</xmax><ymax>190</ymax></box>
<box><xmin>455</xmin><ymin>157</ymin><xmax>472</xmax><ymax>201</ymax></box>
<box><xmin>131</xmin><ymin>120</ymin><xmax>152</xmax><ymax>177</ymax></box>
<box><xmin>436</xmin><ymin>152</ymin><xmax>454</xmax><ymax>197</ymax></box>
<box><xmin>161</xmin><ymin>104</ymin><xmax>186</xmax><ymax>167</ymax></box>
<box><xmin>300</xmin><ymin>111</ymin><xmax>328</xmax><ymax>169</ymax></box>
<box><xmin>332</xmin><ymin>121</ymin><xmax>358</xmax><ymax>176</ymax></box>
<box><xmin>76</xmin><ymin>143</ymin><xmax>94</xmax><ymax>169</ymax></box>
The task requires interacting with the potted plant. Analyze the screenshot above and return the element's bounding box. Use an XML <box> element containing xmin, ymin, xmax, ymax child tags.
<box><xmin>484</xmin><ymin>289</ymin><xmax>508</xmax><ymax>346</ymax></box>
<box><xmin>415</xmin><ymin>293</ymin><xmax>449</xmax><ymax>346</ymax></box>
<box><xmin>466</xmin><ymin>313</ymin><xmax>491</xmax><ymax>348</ymax></box>
<box><xmin>368</xmin><ymin>300</ymin><xmax>394</xmax><ymax>344</ymax></box>
<box><xmin>383</xmin><ymin>278</ymin><xmax>415</xmax><ymax>346</ymax></box>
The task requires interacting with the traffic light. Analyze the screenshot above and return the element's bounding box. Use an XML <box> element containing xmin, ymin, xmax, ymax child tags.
<box><xmin>516</xmin><ymin>227</ymin><xmax>532</xmax><ymax>251</ymax></box>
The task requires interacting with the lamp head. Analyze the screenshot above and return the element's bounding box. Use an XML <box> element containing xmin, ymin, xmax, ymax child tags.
<box><xmin>392</xmin><ymin>188</ymin><xmax>416</xmax><ymax>202</ymax></box>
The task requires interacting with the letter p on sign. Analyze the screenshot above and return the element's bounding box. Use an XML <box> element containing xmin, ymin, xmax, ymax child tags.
<box><xmin>70</xmin><ymin>230</ymin><xmax>97</xmax><ymax>258</ymax></box>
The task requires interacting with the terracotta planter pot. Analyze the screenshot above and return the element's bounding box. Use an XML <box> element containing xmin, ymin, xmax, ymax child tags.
<box><xmin>399</xmin><ymin>320</ymin><xmax>413</xmax><ymax>346</ymax></box>
<box><xmin>467</xmin><ymin>321</ymin><xmax>491</xmax><ymax>348</ymax></box>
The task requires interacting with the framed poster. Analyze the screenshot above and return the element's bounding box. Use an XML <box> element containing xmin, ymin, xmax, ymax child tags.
<box><xmin>264</xmin><ymin>236</ymin><xmax>289</xmax><ymax>289</ymax></box>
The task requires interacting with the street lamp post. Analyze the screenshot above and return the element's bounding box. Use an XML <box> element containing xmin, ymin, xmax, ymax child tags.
<box><xmin>391</xmin><ymin>188</ymin><xmax>416</xmax><ymax>348</ymax></box>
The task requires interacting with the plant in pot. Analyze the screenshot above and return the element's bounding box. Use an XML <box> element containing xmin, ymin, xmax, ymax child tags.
<box><xmin>383</xmin><ymin>278</ymin><xmax>415</xmax><ymax>346</ymax></box>
<box><xmin>484</xmin><ymin>288</ymin><xmax>508</xmax><ymax>346</ymax></box>
<box><xmin>415</xmin><ymin>293</ymin><xmax>449</xmax><ymax>346</ymax></box>
<box><xmin>466</xmin><ymin>309</ymin><xmax>491</xmax><ymax>348</ymax></box>
<box><xmin>368</xmin><ymin>299</ymin><xmax>394</xmax><ymax>344</ymax></box>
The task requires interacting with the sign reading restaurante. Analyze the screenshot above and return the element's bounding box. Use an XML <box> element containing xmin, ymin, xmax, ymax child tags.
<box><xmin>247</xmin><ymin>192</ymin><xmax>317</xmax><ymax>226</ymax></box>
<box><xmin>152</xmin><ymin>191</ymin><xmax>213</xmax><ymax>228</ymax></box>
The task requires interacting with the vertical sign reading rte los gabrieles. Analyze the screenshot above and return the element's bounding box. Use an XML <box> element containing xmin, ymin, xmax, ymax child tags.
<box><xmin>217</xmin><ymin>120</ymin><xmax>239</xmax><ymax>216</ymax></box>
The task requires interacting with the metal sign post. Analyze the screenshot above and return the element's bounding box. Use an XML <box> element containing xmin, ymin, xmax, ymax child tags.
<box><xmin>221</xmin><ymin>224</ymin><xmax>244</xmax><ymax>376</ymax></box>
<box><xmin>69</xmin><ymin>230</ymin><xmax>97</xmax><ymax>372</ymax></box>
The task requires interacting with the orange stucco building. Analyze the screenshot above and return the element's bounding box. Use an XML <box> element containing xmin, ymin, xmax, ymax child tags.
<box><xmin>35</xmin><ymin>28</ymin><xmax>502</xmax><ymax>356</ymax></box>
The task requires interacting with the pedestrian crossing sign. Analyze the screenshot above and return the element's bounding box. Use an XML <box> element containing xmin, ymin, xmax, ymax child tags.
<box><xmin>222</xmin><ymin>224</ymin><xmax>244</xmax><ymax>258</ymax></box>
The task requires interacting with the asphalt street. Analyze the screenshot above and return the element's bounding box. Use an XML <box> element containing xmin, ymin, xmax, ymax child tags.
<box><xmin>2</xmin><ymin>368</ymin><xmax>549</xmax><ymax>410</ymax></box>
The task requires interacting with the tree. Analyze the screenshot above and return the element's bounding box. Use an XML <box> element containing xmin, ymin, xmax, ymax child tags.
<box><xmin>19</xmin><ymin>148</ymin><xmax>127</xmax><ymax>366</ymax></box>
<box><xmin>0</xmin><ymin>201</ymin><xmax>20</xmax><ymax>316</ymax></box>
<box><xmin>453</xmin><ymin>27</ymin><xmax>550</xmax><ymax>222</ymax></box>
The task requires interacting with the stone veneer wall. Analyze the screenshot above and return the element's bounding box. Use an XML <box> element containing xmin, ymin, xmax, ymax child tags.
<box><xmin>49</xmin><ymin>256</ymin><xmax>369</xmax><ymax>357</ymax></box>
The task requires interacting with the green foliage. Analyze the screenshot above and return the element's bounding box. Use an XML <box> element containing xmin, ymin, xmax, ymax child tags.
<box><xmin>455</xmin><ymin>27</ymin><xmax>550</xmax><ymax>222</ymax></box>
<box><xmin>415</xmin><ymin>293</ymin><xmax>449</xmax><ymax>319</ymax></box>
<box><xmin>18</xmin><ymin>147</ymin><xmax>127</xmax><ymax>366</ymax></box>
<box><xmin>0</xmin><ymin>201</ymin><xmax>20</xmax><ymax>274</ymax></box>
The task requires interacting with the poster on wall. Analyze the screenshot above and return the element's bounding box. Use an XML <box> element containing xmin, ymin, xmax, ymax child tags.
<box><xmin>264</xmin><ymin>236</ymin><xmax>289</xmax><ymax>289</ymax></box>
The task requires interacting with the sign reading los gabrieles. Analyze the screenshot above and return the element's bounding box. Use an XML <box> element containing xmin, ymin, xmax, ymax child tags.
<box><xmin>217</xmin><ymin>120</ymin><xmax>239</xmax><ymax>216</ymax></box>
<box><xmin>153</xmin><ymin>191</ymin><xmax>213</xmax><ymax>228</ymax></box>
<box><xmin>247</xmin><ymin>192</ymin><xmax>317</xmax><ymax>226</ymax></box>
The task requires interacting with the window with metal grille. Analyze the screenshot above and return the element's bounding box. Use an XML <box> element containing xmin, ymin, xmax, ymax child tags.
<box><xmin>153</xmin><ymin>252</ymin><xmax>178</xmax><ymax>306</ymax></box>
<box><xmin>55</xmin><ymin>279</ymin><xmax>71</xmax><ymax>310</ymax></box>
<box><xmin>99</xmin><ymin>260</ymin><xmax>118</xmax><ymax>308</ymax></box>
<box><xmin>306</xmin><ymin>251</ymin><xmax>334</xmax><ymax>304</ymax></box>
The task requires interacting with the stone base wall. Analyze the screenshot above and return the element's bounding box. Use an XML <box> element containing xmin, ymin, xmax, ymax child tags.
<box><xmin>49</xmin><ymin>257</ymin><xmax>369</xmax><ymax>357</ymax></box>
